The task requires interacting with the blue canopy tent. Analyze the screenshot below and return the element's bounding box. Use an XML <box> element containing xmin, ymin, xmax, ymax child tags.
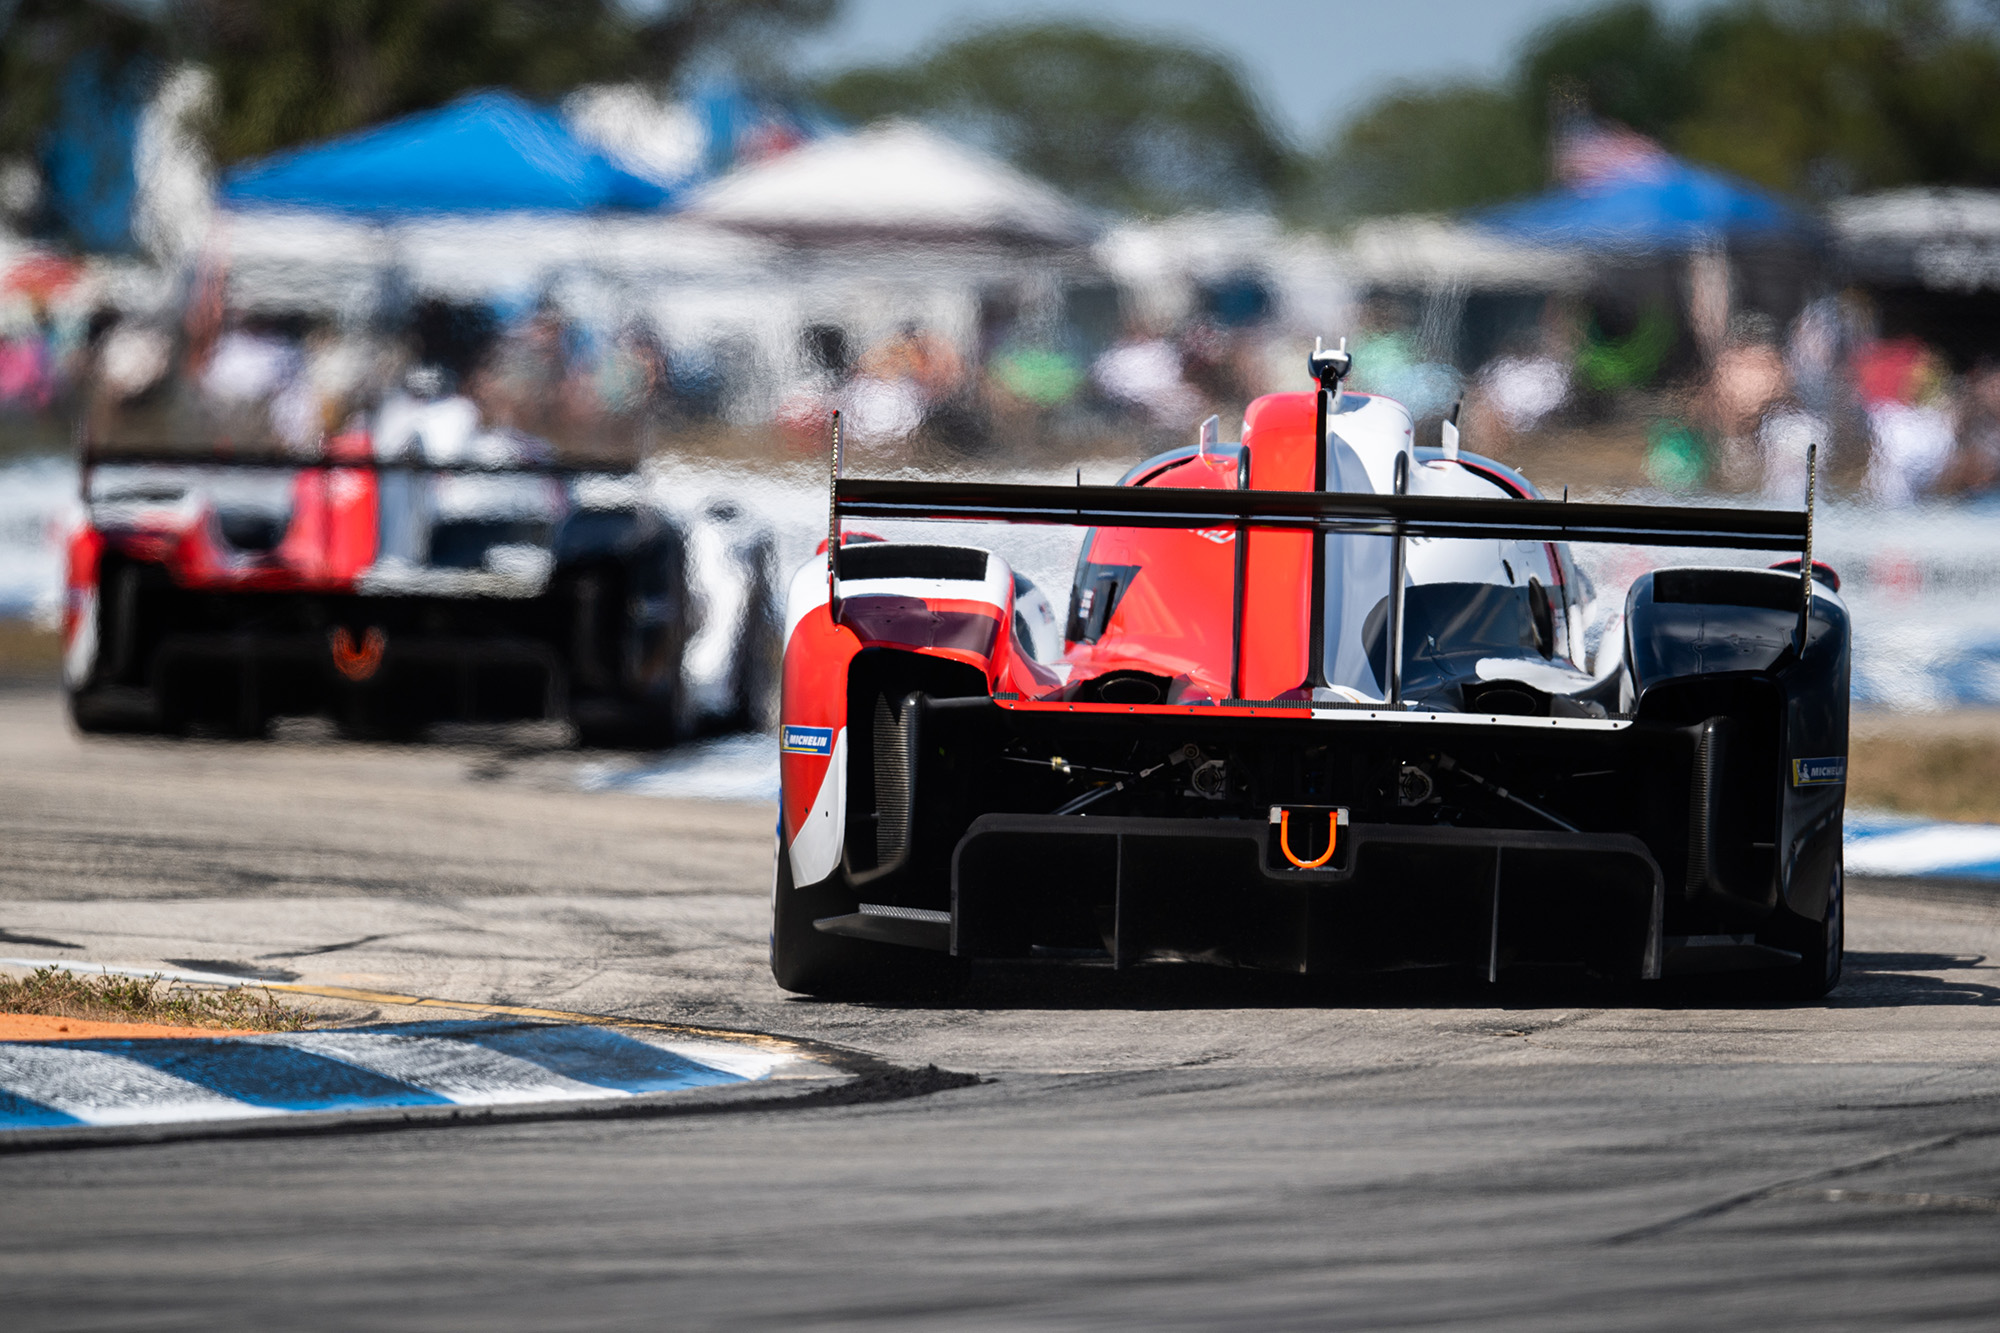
<box><xmin>1476</xmin><ymin>158</ymin><xmax>1814</xmax><ymax>251</ymax></box>
<box><xmin>220</xmin><ymin>90</ymin><xmax>672</xmax><ymax>215</ymax></box>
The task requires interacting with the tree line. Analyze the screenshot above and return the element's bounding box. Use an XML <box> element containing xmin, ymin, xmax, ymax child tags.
<box><xmin>820</xmin><ymin>1</ymin><xmax>2000</xmax><ymax>218</ymax></box>
<box><xmin>4</xmin><ymin>0</ymin><xmax>1999</xmax><ymax>238</ymax></box>
<box><xmin>0</xmin><ymin>0</ymin><xmax>834</xmax><ymax>166</ymax></box>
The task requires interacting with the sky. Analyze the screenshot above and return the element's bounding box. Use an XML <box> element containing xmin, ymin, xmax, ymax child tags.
<box><xmin>799</xmin><ymin>0</ymin><xmax>1715</xmax><ymax>144</ymax></box>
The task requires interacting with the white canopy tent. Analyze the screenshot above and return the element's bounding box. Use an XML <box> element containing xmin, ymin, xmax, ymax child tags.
<box><xmin>683</xmin><ymin>120</ymin><xmax>1097</xmax><ymax>249</ymax></box>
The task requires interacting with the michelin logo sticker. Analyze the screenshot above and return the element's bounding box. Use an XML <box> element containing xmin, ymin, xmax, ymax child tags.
<box><xmin>781</xmin><ymin>725</ymin><xmax>835</xmax><ymax>757</ymax></box>
<box><xmin>1791</xmin><ymin>756</ymin><xmax>1846</xmax><ymax>787</ymax></box>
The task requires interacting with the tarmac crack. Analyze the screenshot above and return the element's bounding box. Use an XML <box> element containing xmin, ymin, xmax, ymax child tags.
<box><xmin>1604</xmin><ymin>1127</ymin><xmax>2000</xmax><ymax>1244</ymax></box>
<box><xmin>256</xmin><ymin>933</ymin><xmax>396</xmax><ymax>960</ymax></box>
<box><xmin>0</xmin><ymin>930</ymin><xmax>80</xmax><ymax>950</ymax></box>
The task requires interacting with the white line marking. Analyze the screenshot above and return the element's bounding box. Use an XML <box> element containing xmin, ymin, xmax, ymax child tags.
<box><xmin>0</xmin><ymin>958</ymin><xmax>254</xmax><ymax>987</ymax></box>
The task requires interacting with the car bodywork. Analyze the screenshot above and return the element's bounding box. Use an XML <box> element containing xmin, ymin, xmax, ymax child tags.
<box><xmin>64</xmin><ymin>443</ymin><xmax>777</xmax><ymax>743</ymax></box>
<box><xmin>772</xmin><ymin>351</ymin><xmax>1846</xmax><ymax>997</ymax></box>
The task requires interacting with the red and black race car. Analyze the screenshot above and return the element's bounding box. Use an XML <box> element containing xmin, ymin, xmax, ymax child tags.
<box><xmin>63</xmin><ymin>436</ymin><xmax>777</xmax><ymax>745</ymax></box>
<box><xmin>771</xmin><ymin>341</ymin><xmax>1847</xmax><ymax>998</ymax></box>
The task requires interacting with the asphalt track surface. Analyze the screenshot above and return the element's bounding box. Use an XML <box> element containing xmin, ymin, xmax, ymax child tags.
<box><xmin>5</xmin><ymin>686</ymin><xmax>2000</xmax><ymax>1329</ymax></box>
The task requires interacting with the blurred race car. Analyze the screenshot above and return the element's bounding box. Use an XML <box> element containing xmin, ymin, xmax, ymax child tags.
<box><xmin>772</xmin><ymin>341</ymin><xmax>1846</xmax><ymax>998</ymax></box>
<box><xmin>63</xmin><ymin>435</ymin><xmax>777</xmax><ymax>745</ymax></box>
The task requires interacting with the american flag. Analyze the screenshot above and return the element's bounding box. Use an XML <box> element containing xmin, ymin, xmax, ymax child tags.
<box><xmin>1554</xmin><ymin>117</ymin><xmax>1671</xmax><ymax>186</ymax></box>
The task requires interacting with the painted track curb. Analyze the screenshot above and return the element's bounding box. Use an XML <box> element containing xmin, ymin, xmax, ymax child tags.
<box><xmin>1847</xmin><ymin>813</ymin><xmax>2000</xmax><ymax>881</ymax></box>
<box><xmin>0</xmin><ymin>1062</ymin><xmax>980</xmax><ymax>1156</ymax></box>
<box><xmin>0</xmin><ymin>961</ymin><xmax>970</xmax><ymax>1151</ymax></box>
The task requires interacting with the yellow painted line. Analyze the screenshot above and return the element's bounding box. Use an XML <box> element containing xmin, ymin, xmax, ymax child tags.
<box><xmin>0</xmin><ymin>960</ymin><xmax>842</xmax><ymax>1067</ymax></box>
<box><xmin>1781</xmin><ymin>1186</ymin><xmax>2000</xmax><ymax>1213</ymax></box>
<box><xmin>258</xmin><ymin>982</ymin><xmax>821</xmax><ymax>1059</ymax></box>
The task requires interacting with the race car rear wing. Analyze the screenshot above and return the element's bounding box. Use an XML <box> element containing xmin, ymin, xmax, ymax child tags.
<box><xmin>834</xmin><ymin>474</ymin><xmax>1809</xmax><ymax>551</ymax></box>
<box><xmin>77</xmin><ymin>445</ymin><xmax>632</xmax><ymax>478</ymax></box>
<box><xmin>824</xmin><ymin>399</ymin><xmax>1819</xmax><ymax>704</ymax></box>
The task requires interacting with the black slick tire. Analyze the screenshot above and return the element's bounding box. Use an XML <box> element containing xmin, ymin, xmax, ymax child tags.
<box><xmin>1756</xmin><ymin>859</ymin><xmax>1844</xmax><ymax>1001</ymax></box>
<box><xmin>769</xmin><ymin>831</ymin><xmax>967</xmax><ymax>1000</ymax></box>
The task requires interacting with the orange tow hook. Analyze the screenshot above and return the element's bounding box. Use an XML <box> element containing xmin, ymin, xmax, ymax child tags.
<box><xmin>330</xmin><ymin>626</ymin><xmax>387</xmax><ymax>682</ymax></box>
<box><xmin>1272</xmin><ymin>805</ymin><xmax>1346</xmax><ymax>870</ymax></box>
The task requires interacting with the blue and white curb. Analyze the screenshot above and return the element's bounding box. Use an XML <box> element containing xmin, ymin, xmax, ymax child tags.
<box><xmin>1846</xmin><ymin>811</ymin><xmax>2000</xmax><ymax>880</ymax></box>
<box><xmin>0</xmin><ymin>1019</ymin><xmax>827</xmax><ymax>1132</ymax></box>
<box><xmin>577</xmin><ymin>732</ymin><xmax>779</xmax><ymax>802</ymax></box>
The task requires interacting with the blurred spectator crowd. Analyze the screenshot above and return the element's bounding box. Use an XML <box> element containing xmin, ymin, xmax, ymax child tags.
<box><xmin>1653</xmin><ymin>298</ymin><xmax>2000</xmax><ymax>507</ymax></box>
<box><xmin>7</xmin><ymin>231</ymin><xmax>2000</xmax><ymax>511</ymax></box>
<box><xmin>1355</xmin><ymin>287</ymin><xmax>2000</xmax><ymax>509</ymax></box>
<box><xmin>15</xmin><ymin>244</ymin><xmax>1321</xmax><ymax>470</ymax></box>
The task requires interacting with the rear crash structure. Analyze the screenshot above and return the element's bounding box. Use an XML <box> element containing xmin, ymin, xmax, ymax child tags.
<box><xmin>773</xmin><ymin>351</ymin><xmax>1846</xmax><ymax>999</ymax></box>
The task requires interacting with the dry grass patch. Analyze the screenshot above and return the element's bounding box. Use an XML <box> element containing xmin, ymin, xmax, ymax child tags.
<box><xmin>1850</xmin><ymin>732</ymin><xmax>2000</xmax><ymax>824</ymax></box>
<box><xmin>0</xmin><ymin>619</ymin><xmax>59</xmax><ymax>679</ymax></box>
<box><xmin>0</xmin><ymin>967</ymin><xmax>315</xmax><ymax>1031</ymax></box>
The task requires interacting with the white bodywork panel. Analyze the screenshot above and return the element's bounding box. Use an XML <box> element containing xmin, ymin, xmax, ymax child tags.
<box><xmin>1320</xmin><ymin>394</ymin><xmax>1406</xmax><ymax>696</ymax></box>
<box><xmin>1320</xmin><ymin>393</ymin><xmax>1578</xmax><ymax>699</ymax></box>
<box><xmin>784</xmin><ymin>547</ymin><xmax>832</xmax><ymax>646</ymax></box>
<box><xmin>788</xmin><ymin>726</ymin><xmax>848</xmax><ymax>887</ymax></box>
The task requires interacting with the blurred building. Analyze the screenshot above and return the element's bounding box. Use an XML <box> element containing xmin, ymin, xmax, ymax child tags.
<box><xmin>1833</xmin><ymin>188</ymin><xmax>2000</xmax><ymax>368</ymax></box>
<box><xmin>1338</xmin><ymin>216</ymin><xmax>1588</xmax><ymax>369</ymax></box>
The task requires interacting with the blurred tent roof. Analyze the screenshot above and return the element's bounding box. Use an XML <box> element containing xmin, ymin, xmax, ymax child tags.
<box><xmin>682</xmin><ymin>120</ymin><xmax>1094</xmax><ymax>248</ymax></box>
<box><xmin>1475</xmin><ymin>158</ymin><xmax>1812</xmax><ymax>252</ymax></box>
<box><xmin>220</xmin><ymin>91</ymin><xmax>674</xmax><ymax>216</ymax></box>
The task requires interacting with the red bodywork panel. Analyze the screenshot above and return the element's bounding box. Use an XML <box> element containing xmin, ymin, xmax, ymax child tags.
<box><xmin>1066</xmin><ymin>391</ymin><xmax>1321</xmax><ymax>701</ymax></box>
<box><xmin>158</xmin><ymin>466</ymin><xmax>381</xmax><ymax>592</ymax></box>
<box><xmin>62</xmin><ymin>526</ymin><xmax>102</xmax><ymax>654</ymax></box>
<box><xmin>80</xmin><ymin>462</ymin><xmax>381</xmax><ymax>599</ymax></box>
<box><xmin>67</xmin><ymin>453</ymin><xmax>387</xmax><ymax>686</ymax></box>
<box><xmin>780</xmin><ymin>598</ymin><xmax>860</xmax><ymax>848</ymax></box>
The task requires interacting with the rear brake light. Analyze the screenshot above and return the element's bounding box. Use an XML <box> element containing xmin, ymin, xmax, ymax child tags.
<box><xmin>1768</xmin><ymin>558</ymin><xmax>1839</xmax><ymax>592</ymax></box>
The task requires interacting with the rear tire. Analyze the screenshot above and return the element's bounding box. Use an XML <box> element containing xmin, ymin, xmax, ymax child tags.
<box><xmin>66</xmin><ymin>687</ymin><xmax>149</xmax><ymax>735</ymax></box>
<box><xmin>65</xmin><ymin>569</ymin><xmax>162</xmax><ymax>734</ymax></box>
<box><xmin>770</xmin><ymin>831</ymin><xmax>967</xmax><ymax>1000</ymax></box>
<box><xmin>1755</xmin><ymin>860</ymin><xmax>1844</xmax><ymax>1000</ymax></box>
<box><xmin>567</xmin><ymin>550</ymin><xmax>692</xmax><ymax>750</ymax></box>
<box><xmin>728</xmin><ymin>563</ymin><xmax>780</xmax><ymax>735</ymax></box>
